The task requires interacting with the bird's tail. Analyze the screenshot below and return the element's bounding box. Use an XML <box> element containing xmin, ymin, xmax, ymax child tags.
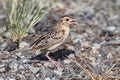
<box><xmin>10</xmin><ymin>47</ymin><xmax>30</xmax><ymax>54</ymax></box>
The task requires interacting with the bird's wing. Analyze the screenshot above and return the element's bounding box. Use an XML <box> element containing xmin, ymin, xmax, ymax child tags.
<box><xmin>30</xmin><ymin>29</ymin><xmax>63</xmax><ymax>50</ymax></box>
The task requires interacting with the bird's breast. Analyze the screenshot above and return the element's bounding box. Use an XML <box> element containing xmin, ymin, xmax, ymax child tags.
<box><xmin>62</xmin><ymin>26</ymin><xmax>70</xmax><ymax>42</ymax></box>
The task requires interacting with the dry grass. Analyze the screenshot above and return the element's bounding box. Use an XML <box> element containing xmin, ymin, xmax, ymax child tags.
<box><xmin>4</xmin><ymin>0</ymin><xmax>60</xmax><ymax>42</ymax></box>
<box><xmin>74</xmin><ymin>53</ymin><xmax>119</xmax><ymax>80</ymax></box>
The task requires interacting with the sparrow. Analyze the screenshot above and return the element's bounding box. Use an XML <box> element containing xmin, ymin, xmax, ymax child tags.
<box><xmin>30</xmin><ymin>16</ymin><xmax>77</xmax><ymax>67</ymax></box>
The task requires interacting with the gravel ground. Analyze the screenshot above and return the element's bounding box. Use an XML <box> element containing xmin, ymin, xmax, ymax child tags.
<box><xmin>0</xmin><ymin>0</ymin><xmax>120</xmax><ymax>80</ymax></box>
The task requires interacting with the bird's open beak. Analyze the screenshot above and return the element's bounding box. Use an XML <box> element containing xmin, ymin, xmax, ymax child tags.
<box><xmin>71</xmin><ymin>19</ymin><xmax>78</xmax><ymax>25</ymax></box>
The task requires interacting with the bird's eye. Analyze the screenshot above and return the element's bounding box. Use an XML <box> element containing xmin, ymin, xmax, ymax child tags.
<box><xmin>66</xmin><ymin>18</ymin><xmax>69</xmax><ymax>21</ymax></box>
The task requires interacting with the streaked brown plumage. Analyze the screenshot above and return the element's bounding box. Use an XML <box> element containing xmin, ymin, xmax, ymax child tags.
<box><xmin>30</xmin><ymin>16</ymin><xmax>77</xmax><ymax>67</ymax></box>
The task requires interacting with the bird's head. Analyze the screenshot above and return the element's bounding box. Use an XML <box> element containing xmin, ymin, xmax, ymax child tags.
<box><xmin>59</xmin><ymin>16</ymin><xmax>78</xmax><ymax>26</ymax></box>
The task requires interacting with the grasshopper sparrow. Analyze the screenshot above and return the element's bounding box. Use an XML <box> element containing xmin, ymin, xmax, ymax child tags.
<box><xmin>30</xmin><ymin>16</ymin><xmax>77</xmax><ymax>67</ymax></box>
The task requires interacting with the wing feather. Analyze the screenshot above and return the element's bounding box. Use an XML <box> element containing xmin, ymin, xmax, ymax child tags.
<box><xmin>30</xmin><ymin>28</ymin><xmax>63</xmax><ymax>50</ymax></box>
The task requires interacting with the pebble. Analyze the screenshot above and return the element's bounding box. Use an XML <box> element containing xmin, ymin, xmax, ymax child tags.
<box><xmin>81</xmin><ymin>41</ymin><xmax>91</xmax><ymax>48</ymax></box>
<box><xmin>29</xmin><ymin>66</ymin><xmax>40</xmax><ymax>74</ymax></box>
<box><xmin>40</xmin><ymin>68</ymin><xmax>53</xmax><ymax>78</ymax></box>
<box><xmin>19</xmin><ymin>41</ymin><xmax>29</xmax><ymax>49</ymax></box>
<box><xmin>29</xmin><ymin>28</ymin><xmax>35</xmax><ymax>33</ymax></box>
<box><xmin>34</xmin><ymin>50</ymin><xmax>42</xmax><ymax>55</ymax></box>
<box><xmin>0</xmin><ymin>42</ymin><xmax>7</xmax><ymax>51</ymax></box>
<box><xmin>67</xmin><ymin>45</ymin><xmax>74</xmax><ymax>50</ymax></box>
<box><xmin>19</xmin><ymin>65</ymin><xmax>25</xmax><ymax>69</ymax></box>
<box><xmin>44</xmin><ymin>62</ymin><xmax>54</xmax><ymax>68</ymax></box>
<box><xmin>54</xmin><ymin>68</ymin><xmax>63</xmax><ymax>76</ymax></box>
<box><xmin>116</xmin><ymin>47</ymin><xmax>120</xmax><ymax>52</ymax></box>
<box><xmin>0</xmin><ymin>26</ymin><xmax>6</xmax><ymax>34</ymax></box>
<box><xmin>0</xmin><ymin>67</ymin><xmax>5</xmax><ymax>72</ymax></box>
<box><xmin>83</xmin><ymin>7</ymin><xmax>95</xmax><ymax>17</ymax></box>
<box><xmin>63</xmin><ymin>59</ymin><xmax>72</xmax><ymax>64</ymax></box>
<box><xmin>93</xmin><ymin>43</ymin><xmax>101</xmax><ymax>49</ymax></box>
<box><xmin>40</xmin><ymin>68</ymin><xmax>48</xmax><ymax>74</ymax></box>
<box><xmin>0</xmin><ymin>36</ymin><xmax>3</xmax><ymax>42</ymax></box>
<box><xmin>107</xmin><ymin>53</ymin><xmax>113</xmax><ymax>60</ymax></box>
<box><xmin>44</xmin><ymin>77</ymin><xmax>51</xmax><ymax>80</ymax></box>
<box><xmin>2</xmin><ymin>32</ymin><xmax>12</xmax><ymax>39</ymax></box>
<box><xmin>68</xmin><ymin>54</ymin><xmax>75</xmax><ymax>58</ymax></box>
<box><xmin>9</xmin><ymin>61</ymin><xmax>19</xmax><ymax>72</ymax></box>
<box><xmin>0</xmin><ymin>77</ymin><xmax>4</xmax><ymax>80</ymax></box>
<box><xmin>107</xmin><ymin>26</ymin><xmax>116</xmax><ymax>32</ymax></box>
<box><xmin>46</xmin><ymin>70</ymin><xmax>54</xmax><ymax>78</ymax></box>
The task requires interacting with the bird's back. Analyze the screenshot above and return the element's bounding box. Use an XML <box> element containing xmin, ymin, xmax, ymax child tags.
<box><xmin>30</xmin><ymin>25</ymin><xmax>68</xmax><ymax>51</ymax></box>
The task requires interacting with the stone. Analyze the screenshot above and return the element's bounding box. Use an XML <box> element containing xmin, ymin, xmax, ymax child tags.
<box><xmin>2</xmin><ymin>32</ymin><xmax>12</xmax><ymax>39</ymax></box>
<box><xmin>19</xmin><ymin>41</ymin><xmax>29</xmax><ymax>49</ymax></box>
<box><xmin>29</xmin><ymin>66</ymin><xmax>39</xmax><ymax>74</ymax></box>
<box><xmin>67</xmin><ymin>45</ymin><xmax>74</xmax><ymax>50</ymax></box>
<box><xmin>107</xmin><ymin>26</ymin><xmax>116</xmax><ymax>32</ymax></box>
<box><xmin>0</xmin><ymin>77</ymin><xmax>4</xmax><ymax>80</ymax></box>
<box><xmin>54</xmin><ymin>68</ymin><xmax>63</xmax><ymax>76</ymax></box>
<box><xmin>83</xmin><ymin>7</ymin><xmax>95</xmax><ymax>17</ymax></box>
<box><xmin>107</xmin><ymin>53</ymin><xmax>113</xmax><ymax>60</ymax></box>
<box><xmin>19</xmin><ymin>65</ymin><xmax>25</xmax><ymax>69</ymax></box>
<box><xmin>29</xmin><ymin>28</ymin><xmax>35</xmax><ymax>33</ymax></box>
<box><xmin>63</xmin><ymin>59</ymin><xmax>72</xmax><ymax>64</ymax></box>
<box><xmin>93</xmin><ymin>43</ymin><xmax>101</xmax><ymax>49</ymax></box>
<box><xmin>81</xmin><ymin>41</ymin><xmax>91</xmax><ymax>48</ymax></box>
<box><xmin>0</xmin><ymin>42</ymin><xmax>7</xmax><ymax>51</ymax></box>
<box><xmin>9</xmin><ymin>62</ymin><xmax>18</xmax><ymax>72</ymax></box>
<box><xmin>0</xmin><ymin>67</ymin><xmax>5</xmax><ymax>72</ymax></box>
<box><xmin>0</xmin><ymin>26</ymin><xmax>6</xmax><ymax>34</ymax></box>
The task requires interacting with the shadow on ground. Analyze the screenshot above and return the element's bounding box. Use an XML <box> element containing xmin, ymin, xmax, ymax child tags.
<box><xmin>30</xmin><ymin>49</ymin><xmax>75</xmax><ymax>61</ymax></box>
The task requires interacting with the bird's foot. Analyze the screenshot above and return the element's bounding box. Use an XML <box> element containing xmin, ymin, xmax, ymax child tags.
<box><xmin>49</xmin><ymin>59</ymin><xmax>60</xmax><ymax>67</ymax></box>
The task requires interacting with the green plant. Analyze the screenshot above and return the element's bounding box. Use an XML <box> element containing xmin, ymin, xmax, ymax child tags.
<box><xmin>5</xmin><ymin>0</ymin><xmax>60</xmax><ymax>42</ymax></box>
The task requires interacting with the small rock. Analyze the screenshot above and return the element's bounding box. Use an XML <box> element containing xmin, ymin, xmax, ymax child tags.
<box><xmin>0</xmin><ymin>42</ymin><xmax>7</xmax><ymax>51</ymax></box>
<box><xmin>19</xmin><ymin>41</ymin><xmax>29</xmax><ymax>49</ymax></box>
<box><xmin>107</xmin><ymin>53</ymin><xmax>113</xmax><ymax>60</ymax></box>
<box><xmin>40</xmin><ymin>68</ymin><xmax>48</xmax><ymax>74</ymax></box>
<box><xmin>34</xmin><ymin>50</ymin><xmax>42</xmax><ymax>55</ymax></box>
<box><xmin>19</xmin><ymin>65</ymin><xmax>25</xmax><ymax>69</ymax></box>
<box><xmin>29</xmin><ymin>28</ymin><xmax>35</xmax><ymax>33</ymax></box>
<box><xmin>9</xmin><ymin>61</ymin><xmax>18</xmax><ymax>72</ymax></box>
<box><xmin>48</xmin><ymin>63</ymin><xmax>55</xmax><ymax>69</ymax></box>
<box><xmin>0</xmin><ymin>77</ymin><xmax>4</xmax><ymax>80</ymax></box>
<box><xmin>4</xmin><ymin>42</ymin><xmax>18</xmax><ymax>52</ymax></box>
<box><xmin>1</xmin><ymin>53</ymin><xmax>9</xmax><ymax>59</ymax></box>
<box><xmin>44</xmin><ymin>62</ymin><xmax>55</xmax><ymax>68</ymax></box>
<box><xmin>107</xmin><ymin>26</ymin><xmax>116</xmax><ymax>33</ymax></box>
<box><xmin>45</xmin><ymin>77</ymin><xmax>51</xmax><ymax>80</ymax></box>
<box><xmin>83</xmin><ymin>7</ymin><xmax>95</xmax><ymax>17</ymax></box>
<box><xmin>109</xmin><ymin>15</ymin><xmax>118</xmax><ymax>21</ymax></box>
<box><xmin>67</xmin><ymin>45</ymin><xmax>74</xmax><ymax>50</ymax></box>
<box><xmin>2</xmin><ymin>32</ymin><xmax>12</xmax><ymax>39</ymax></box>
<box><xmin>68</xmin><ymin>54</ymin><xmax>75</xmax><ymax>58</ymax></box>
<box><xmin>0</xmin><ymin>26</ymin><xmax>6</xmax><ymax>34</ymax></box>
<box><xmin>116</xmin><ymin>47</ymin><xmax>120</xmax><ymax>52</ymax></box>
<box><xmin>90</xmin><ymin>57</ymin><xmax>99</xmax><ymax>67</ymax></box>
<box><xmin>93</xmin><ymin>43</ymin><xmax>101</xmax><ymax>49</ymax></box>
<box><xmin>92</xmin><ymin>47</ymin><xmax>100</xmax><ymax>54</ymax></box>
<box><xmin>46</xmin><ymin>70</ymin><xmax>54</xmax><ymax>78</ymax></box>
<box><xmin>81</xmin><ymin>41</ymin><xmax>91</xmax><ymax>48</ymax></box>
<box><xmin>0</xmin><ymin>36</ymin><xmax>4</xmax><ymax>42</ymax></box>
<box><xmin>54</xmin><ymin>68</ymin><xmax>63</xmax><ymax>76</ymax></box>
<box><xmin>29</xmin><ymin>66</ymin><xmax>39</xmax><ymax>74</ymax></box>
<box><xmin>80</xmin><ymin>71</ymin><xmax>85</xmax><ymax>77</ymax></box>
<box><xmin>0</xmin><ymin>67</ymin><xmax>5</xmax><ymax>72</ymax></box>
<box><xmin>73</xmin><ymin>39</ymin><xmax>81</xmax><ymax>44</ymax></box>
<box><xmin>63</xmin><ymin>59</ymin><xmax>72</xmax><ymax>64</ymax></box>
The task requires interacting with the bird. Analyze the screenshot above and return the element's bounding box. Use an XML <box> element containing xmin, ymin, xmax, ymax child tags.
<box><xmin>29</xmin><ymin>16</ymin><xmax>77</xmax><ymax>67</ymax></box>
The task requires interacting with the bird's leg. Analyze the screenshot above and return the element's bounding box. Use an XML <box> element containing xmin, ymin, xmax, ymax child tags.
<box><xmin>45</xmin><ymin>52</ymin><xmax>60</xmax><ymax>67</ymax></box>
